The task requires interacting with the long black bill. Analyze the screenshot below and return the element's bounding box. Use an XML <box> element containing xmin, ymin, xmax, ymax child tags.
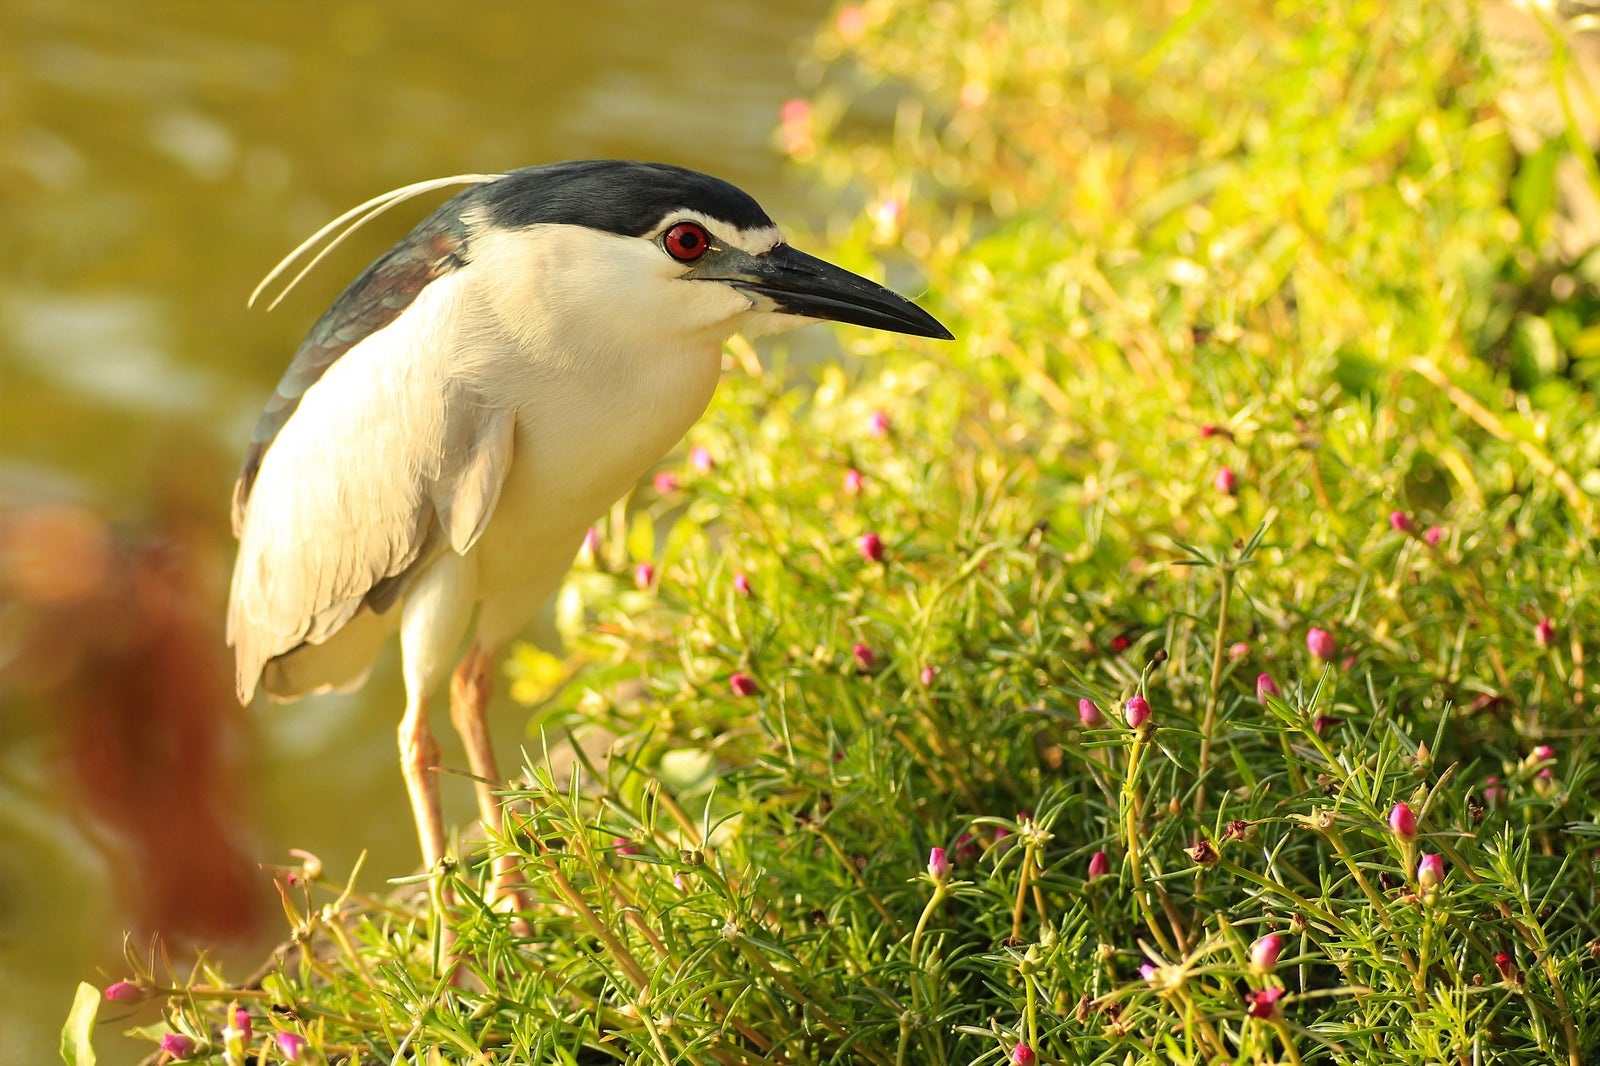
<box><xmin>724</xmin><ymin>244</ymin><xmax>953</xmax><ymax>340</ymax></box>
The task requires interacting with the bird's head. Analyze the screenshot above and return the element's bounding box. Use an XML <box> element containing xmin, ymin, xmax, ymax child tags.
<box><xmin>455</xmin><ymin>161</ymin><xmax>952</xmax><ymax>351</ymax></box>
<box><xmin>253</xmin><ymin>161</ymin><xmax>950</xmax><ymax>360</ymax></box>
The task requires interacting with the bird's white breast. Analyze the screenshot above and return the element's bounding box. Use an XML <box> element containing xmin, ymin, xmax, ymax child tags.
<box><xmin>450</xmin><ymin>223</ymin><xmax>737</xmax><ymax>596</ymax></box>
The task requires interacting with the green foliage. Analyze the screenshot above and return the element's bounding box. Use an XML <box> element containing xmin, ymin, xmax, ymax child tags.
<box><xmin>100</xmin><ymin>1</ymin><xmax>1598</xmax><ymax>1063</ymax></box>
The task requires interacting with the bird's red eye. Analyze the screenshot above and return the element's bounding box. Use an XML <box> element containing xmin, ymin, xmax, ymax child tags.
<box><xmin>663</xmin><ymin>221</ymin><xmax>711</xmax><ymax>262</ymax></box>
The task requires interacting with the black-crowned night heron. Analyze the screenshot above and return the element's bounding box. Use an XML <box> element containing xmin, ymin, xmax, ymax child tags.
<box><xmin>227</xmin><ymin>160</ymin><xmax>951</xmax><ymax>902</ymax></box>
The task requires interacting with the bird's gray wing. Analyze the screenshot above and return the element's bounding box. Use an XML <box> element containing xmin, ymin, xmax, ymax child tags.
<box><xmin>228</xmin><ymin>215</ymin><xmax>516</xmax><ymax>704</ymax></box>
<box><xmin>232</xmin><ymin>204</ymin><xmax>472</xmax><ymax>535</ymax></box>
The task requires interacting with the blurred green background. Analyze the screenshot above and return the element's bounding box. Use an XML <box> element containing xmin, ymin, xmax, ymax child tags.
<box><xmin>0</xmin><ymin>3</ymin><xmax>833</xmax><ymax>1062</ymax></box>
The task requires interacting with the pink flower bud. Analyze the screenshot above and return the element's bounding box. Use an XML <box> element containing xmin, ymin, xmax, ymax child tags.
<box><xmin>103</xmin><ymin>980</ymin><xmax>143</xmax><ymax>1002</ymax></box>
<box><xmin>1424</xmin><ymin>525</ymin><xmax>1444</xmax><ymax>546</ymax></box>
<box><xmin>733</xmin><ymin>572</ymin><xmax>752</xmax><ymax>596</ymax></box>
<box><xmin>1250</xmin><ymin>933</ymin><xmax>1284</xmax><ymax>973</ymax></box>
<box><xmin>231</xmin><ymin>1007</ymin><xmax>252</xmax><ymax>1045</ymax></box>
<box><xmin>835</xmin><ymin>4</ymin><xmax>867</xmax><ymax>41</ymax></box>
<box><xmin>613</xmin><ymin>837</ymin><xmax>640</xmax><ymax>856</ymax></box>
<box><xmin>857</xmin><ymin>531</ymin><xmax>884</xmax><ymax>562</ymax></box>
<box><xmin>1124</xmin><ymin>695</ymin><xmax>1151</xmax><ymax>729</ymax></box>
<box><xmin>928</xmin><ymin>846</ymin><xmax>950</xmax><ymax>882</ymax></box>
<box><xmin>1244</xmin><ymin>986</ymin><xmax>1286</xmax><ymax>1019</ymax></box>
<box><xmin>1214</xmin><ymin>466</ymin><xmax>1238</xmax><ymax>494</ymax></box>
<box><xmin>1388</xmin><ymin>802</ymin><xmax>1417</xmax><ymax>840</ymax></box>
<box><xmin>276</xmin><ymin>1032</ymin><xmax>308</xmax><ymax>1062</ymax></box>
<box><xmin>1139</xmin><ymin>962</ymin><xmax>1160</xmax><ymax>984</ymax></box>
<box><xmin>583</xmin><ymin>525</ymin><xmax>602</xmax><ymax>557</ymax></box>
<box><xmin>1494</xmin><ymin>951</ymin><xmax>1517</xmax><ymax>982</ymax></box>
<box><xmin>1536</xmin><ymin>618</ymin><xmax>1556</xmax><ymax>647</ymax></box>
<box><xmin>779</xmin><ymin>98</ymin><xmax>811</xmax><ymax>128</ymax></box>
<box><xmin>160</xmin><ymin>1034</ymin><xmax>197</xmax><ymax>1059</ymax></box>
<box><xmin>1417</xmin><ymin>852</ymin><xmax>1445</xmax><ymax>890</ymax></box>
<box><xmin>1199</xmin><ymin>423</ymin><xmax>1220</xmax><ymax>438</ymax></box>
<box><xmin>868</xmin><ymin>409</ymin><xmax>891</xmax><ymax>437</ymax></box>
<box><xmin>1078</xmin><ymin>697</ymin><xmax>1102</xmax><ymax>726</ymax></box>
<box><xmin>1312</xmin><ymin>714</ymin><xmax>1340</xmax><ymax>736</ymax></box>
<box><xmin>1228</xmin><ymin>640</ymin><xmax>1251</xmax><ymax>661</ymax></box>
<box><xmin>634</xmin><ymin>562</ymin><xmax>655</xmax><ymax>589</ymax></box>
<box><xmin>689</xmin><ymin>445</ymin><xmax>714</xmax><ymax>473</ymax></box>
<box><xmin>1256</xmin><ymin>673</ymin><xmax>1279</xmax><ymax>704</ymax></box>
<box><xmin>1087</xmin><ymin>850</ymin><xmax>1110</xmax><ymax>879</ymax></box>
<box><xmin>1484</xmin><ymin>776</ymin><xmax>1504</xmax><ymax>804</ymax></box>
<box><xmin>1011</xmin><ymin>1044</ymin><xmax>1036</xmax><ymax>1066</ymax></box>
<box><xmin>852</xmin><ymin>643</ymin><xmax>876</xmax><ymax>670</ymax></box>
<box><xmin>652</xmin><ymin>471</ymin><xmax>679</xmax><ymax>495</ymax></box>
<box><xmin>1306</xmin><ymin>627</ymin><xmax>1337</xmax><ymax>660</ymax></box>
<box><xmin>919</xmin><ymin>664</ymin><xmax>938</xmax><ymax>685</ymax></box>
<box><xmin>1531</xmin><ymin>744</ymin><xmax>1555</xmax><ymax>763</ymax></box>
<box><xmin>729</xmin><ymin>673</ymin><xmax>758</xmax><ymax>697</ymax></box>
<box><xmin>1389</xmin><ymin>511</ymin><xmax>1412</xmax><ymax>532</ymax></box>
<box><xmin>844</xmin><ymin>468</ymin><xmax>865</xmax><ymax>495</ymax></box>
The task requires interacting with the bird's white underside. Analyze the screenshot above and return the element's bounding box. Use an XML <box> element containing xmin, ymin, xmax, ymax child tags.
<box><xmin>229</xmin><ymin>218</ymin><xmax>801</xmax><ymax>706</ymax></box>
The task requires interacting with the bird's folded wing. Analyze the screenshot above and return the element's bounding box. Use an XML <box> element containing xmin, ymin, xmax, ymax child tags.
<box><xmin>227</xmin><ymin>330</ymin><xmax>513</xmax><ymax>704</ymax></box>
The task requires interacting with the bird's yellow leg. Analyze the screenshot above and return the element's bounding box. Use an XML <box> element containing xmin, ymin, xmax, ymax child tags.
<box><xmin>449</xmin><ymin>642</ymin><xmax>528</xmax><ymax>917</ymax></box>
<box><xmin>398</xmin><ymin>695</ymin><xmax>447</xmax><ymax>874</ymax></box>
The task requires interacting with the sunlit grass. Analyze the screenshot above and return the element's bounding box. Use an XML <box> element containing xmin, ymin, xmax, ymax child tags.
<box><xmin>76</xmin><ymin>2</ymin><xmax>1599</xmax><ymax>1064</ymax></box>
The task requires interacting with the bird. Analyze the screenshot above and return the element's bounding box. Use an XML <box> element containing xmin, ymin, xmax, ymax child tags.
<box><xmin>227</xmin><ymin>160</ymin><xmax>952</xmax><ymax>905</ymax></box>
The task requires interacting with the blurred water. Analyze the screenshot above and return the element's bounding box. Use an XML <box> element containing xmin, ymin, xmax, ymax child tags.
<box><xmin>0</xmin><ymin>2</ymin><xmax>829</xmax><ymax>1061</ymax></box>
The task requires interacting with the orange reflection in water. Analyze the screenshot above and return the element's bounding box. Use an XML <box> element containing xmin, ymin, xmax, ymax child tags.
<box><xmin>2</xmin><ymin>503</ymin><xmax>269</xmax><ymax>946</ymax></box>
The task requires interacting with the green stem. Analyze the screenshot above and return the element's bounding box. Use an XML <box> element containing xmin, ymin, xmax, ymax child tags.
<box><xmin>1195</xmin><ymin>562</ymin><xmax>1234</xmax><ymax>817</ymax></box>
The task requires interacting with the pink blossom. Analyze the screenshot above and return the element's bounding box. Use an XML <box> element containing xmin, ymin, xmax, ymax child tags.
<box><xmin>779</xmin><ymin>98</ymin><xmax>811</xmax><ymax>127</ymax></box>
<box><xmin>1228</xmin><ymin>641</ymin><xmax>1251</xmax><ymax>661</ymax></box>
<box><xmin>843</xmin><ymin>468</ymin><xmax>865</xmax><ymax>495</ymax></box>
<box><xmin>1312</xmin><ymin>714</ymin><xmax>1340</xmax><ymax>736</ymax></box>
<box><xmin>613</xmin><ymin>837</ymin><xmax>640</xmax><ymax>856</ymax></box>
<box><xmin>733</xmin><ymin>572</ymin><xmax>752</xmax><ymax>596</ymax></box>
<box><xmin>1078</xmin><ymin>698</ymin><xmax>1102</xmax><ymax>726</ymax></box>
<box><xmin>1250</xmin><ymin>933</ymin><xmax>1284</xmax><ymax>973</ymax></box>
<box><xmin>729</xmin><ymin>673</ymin><xmax>758</xmax><ymax>697</ymax></box>
<box><xmin>1388</xmin><ymin>802</ymin><xmax>1417</xmax><ymax>841</ymax></box>
<box><xmin>1389</xmin><ymin>510</ymin><xmax>1412</xmax><ymax>532</ymax></box>
<box><xmin>159</xmin><ymin>1034</ymin><xmax>197</xmax><ymax>1059</ymax></box>
<box><xmin>690</xmin><ymin>445</ymin><xmax>714</xmax><ymax>473</ymax></box>
<box><xmin>652</xmin><ymin>471</ymin><xmax>679</xmax><ymax>495</ymax></box>
<box><xmin>1139</xmin><ymin>962</ymin><xmax>1160</xmax><ymax>984</ymax></box>
<box><xmin>852</xmin><ymin>643</ymin><xmax>876</xmax><ymax>670</ymax></box>
<box><xmin>1244</xmin><ymin>986</ymin><xmax>1286</xmax><ymax>1019</ymax></box>
<box><xmin>582</xmin><ymin>525</ymin><xmax>602</xmax><ymax>557</ymax></box>
<box><xmin>276</xmin><ymin>1032</ymin><xmax>308</xmax><ymax>1062</ymax></box>
<box><xmin>1417</xmin><ymin>853</ymin><xmax>1445</xmax><ymax>890</ymax></box>
<box><xmin>1214</xmin><ymin>466</ymin><xmax>1238</xmax><ymax>494</ymax></box>
<box><xmin>1483</xmin><ymin>776</ymin><xmax>1504</xmax><ymax>804</ymax></box>
<box><xmin>928</xmin><ymin>846</ymin><xmax>950</xmax><ymax>882</ymax></box>
<box><xmin>919</xmin><ymin>664</ymin><xmax>938</xmax><ymax>685</ymax></box>
<box><xmin>867</xmin><ymin>409</ymin><xmax>891</xmax><ymax>437</ymax></box>
<box><xmin>1010</xmin><ymin>1044</ymin><xmax>1036</xmax><ymax>1066</ymax></box>
<box><xmin>1087</xmin><ymin>850</ymin><xmax>1110</xmax><ymax>879</ymax></box>
<box><xmin>230</xmin><ymin>1007</ymin><xmax>252</xmax><ymax>1045</ymax></box>
<box><xmin>103</xmin><ymin>980</ymin><xmax>142</xmax><ymax>1002</ymax></box>
<box><xmin>1256</xmin><ymin>673</ymin><xmax>1279</xmax><ymax>704</ymax></box>
<box><xmin>1531</xmin><ymin>744</ymin><xmax>1555</xmax><ymax>763</ymax></box>
<box><xmin>633</xmin><ymin>562</ymin><xmax>655</xmax><ymax>589</ymax></box>
<box><xmin>835</xmin><ymin>4</ymin><xmax>867</xmax><ymax>41</ymax></box>
<box><xmin>1536</xmin><ymin>618</ymin><xmax>1556</xmax><ymax>647</ymax></box>
<box><xmin>1124</xmin><ymin>695</ymin><xmax>1151</xmax><ymax>729</ymax></box>
<box><xmin>1424</xmin><ymin>525</ymin><xmax>1445</xmax><ymax>546</ymax></box>
<box><xmin>1306</xmin><ymin>627</ymin><xmax>1337</xmax><ymax>660</ymax></box>
<box><xmin>857</xmin><ymin>531</ymin><xmax>884</xmax><ymax>562</ymax></box>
